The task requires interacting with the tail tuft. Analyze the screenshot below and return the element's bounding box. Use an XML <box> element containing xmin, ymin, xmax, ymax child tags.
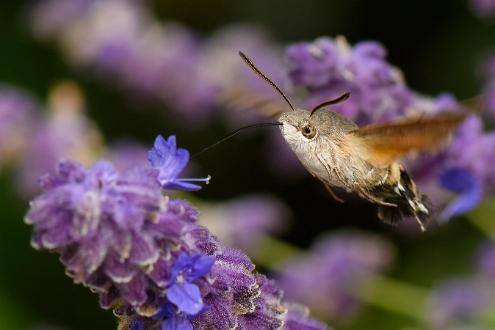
<box><xmin>372</xmin><ymin>168</ymin><xmax>430</xmax><ymax>231</ymax></box>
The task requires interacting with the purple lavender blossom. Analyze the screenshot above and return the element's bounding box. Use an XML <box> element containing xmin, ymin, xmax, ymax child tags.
<box><xmin>285</xmin><ymin>36</ymin><xmax>495</xmax><ymax>220</ymax></box>
<box><xmin>438</xmin><ymin>167</ymin><xmax>483</xmax><ymax>220</ymax></box>
<box><xmin>17</xmin><ymin>82</ymin><xmax>103</xmax><ymax>197</ymax></box>
<box><xmin>26</xmin><ymin>135</ymin><xmax>325</xmax><ymax>329</ymax></box>
<box><xmin>0</xmin><ymin>86</ymin><xmax>37</xmax><ymax>169</ymax></box>
<box><xmin>426</xmin><ymin>279</ymin><xmax>487</xmax><ymax>328</ymax></box>
<box><xmin>476</xmin><ymin>242</ymin><xmax>495</xmax><ymax>279</ymax></box>
<box><xmin>30</xmin><ymin>0</ymin><xmax>218</xmax><ymax>123</ymax></box>
<box><xmin>470</xmin><ymin>0</ymin><xmax>495</xmax><ymax>17</ymax></box>
<box><xmin>479</xmin><ymin>55</ymin><xmax>495</xmax><ymax>120</ymax></box>
<box><xmin>148</xmin><ymin>135</ymin><xmax>210</xmax><ymax>191</ymax></box>
<box><xmin>278</xmin><ymin>231</ymin><xmax>394</xmax><ymax>320</ymax></box>
<box><xmin>286</xmin><ymin>36</ymin><xmax>415</xmax><ymax>123</ymax></box>
<box><xmin>429</xmin><ymin>116</ymin><xmax>495</xmax><ymax>219</ymax></box>
<box><xmin>29</xmin><ymin>0</ymin><xmax>95</xmax><ymax>38</ymax></box>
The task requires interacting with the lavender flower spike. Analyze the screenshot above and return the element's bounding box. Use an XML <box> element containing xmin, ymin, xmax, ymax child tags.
<box><xmin>148</xmin><ymin>135</ymin><xmax>210</xmax><ymax>191</ymax></box>
<box><xmin>26</xmin><ymin>134</ymin><xmax>325</xmax><ymax>329</ymax></box>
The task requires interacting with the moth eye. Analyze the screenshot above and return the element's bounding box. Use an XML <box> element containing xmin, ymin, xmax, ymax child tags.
<box><xmin>301</xmin><ymin>125</ymin><xmax>317</xmax><ymax>139</ymax></box>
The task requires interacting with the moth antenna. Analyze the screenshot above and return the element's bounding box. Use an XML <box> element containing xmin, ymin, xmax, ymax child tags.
<box><xmin>192</xmin><ymin>122</ymin><xmax>282</xmax><ymax>159</ymax></box>
<box><xmin>239</xmin><ymin>51</ymin><xmax>295</xmax><ymax>111</ymax></box>
<box><xmin>310</xmin><ymin>92</ymin><xmax>351</xmax><ymax>116</ymax></box>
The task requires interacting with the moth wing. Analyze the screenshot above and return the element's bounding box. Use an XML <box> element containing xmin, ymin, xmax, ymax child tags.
<box><xmin>219</xmin><ymin>87</ymin><xmax>289</xmax><ymax>119</ymax></box>
<box><xmin>348</xmin><ymin>112</ymin><xmax>468</xmax><ymax>167</ymax></box>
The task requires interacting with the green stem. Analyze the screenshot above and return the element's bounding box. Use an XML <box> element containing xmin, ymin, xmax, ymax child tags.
<box><xmin>253</xmin><ymin>235</ymin><xmax>305</xmax><ymax>269</ymax></box>
<box><xmin>354</xmin><ymin>274</ymin><xmax>429</xmax><ymax>321</ymax></box>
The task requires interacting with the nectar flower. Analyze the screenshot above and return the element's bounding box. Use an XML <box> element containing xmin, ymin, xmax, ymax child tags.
<box><xmin>439</xmin><ymin>167</ymin><xmax>483</xmax><ymax>220</ymax></box>
<box><xmin>148</xmin><ymin>135</ymin><xmax>210</xmax><ymax>191</ymax></box>
<box><xmin>26</xmin><ymin>134</ymin><xmax>324</xmax><ymax>329</ymax></box>
<box><xmin>166</xmin><ymin>253</ymin><xmax>214</xmax><ymax>315</ymax></box>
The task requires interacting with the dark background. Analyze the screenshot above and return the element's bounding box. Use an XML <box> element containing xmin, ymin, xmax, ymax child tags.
<box><xmin>0</xmin><ymin>0</ymin><xmax>492</xmax><ymax>329</ymax></box>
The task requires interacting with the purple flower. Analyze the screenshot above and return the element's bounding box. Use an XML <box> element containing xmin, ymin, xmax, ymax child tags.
<box><xmin>166</xmin><ymin>253</ymin><xmax>214</xmax><ymax>315</ymax></box>
<box><xmin>17</xmin><ymin>82</ymin><xmax>103</xmax><ymax>197</ymax></box>
<box><xmin>427</xmin><ymin>279</ymin><xmax>487</xmax><ymax>328</ymax></box>
<box><xmin>285</xmin><ymin>36</ymin><xmax>415</xmax><ymax>123</ymax></box>
<box><xmin>278</xmin><ymin>231</ymin><xmax>394</xmax><ymax>321</ymax></box>
<box><xmin>470</xmin><ymin>0</ymin><xmax>495</xmax><ymax>17</ymax></box>
<box><xmin>29</xmin><ymin>0</ymin><xmax>95</xmax><ymax>38</ymax></box>
<box><xmin>148</xmin><ymin>135</ymin><xmax>210</xmax><ymax>191</ymax></box>
<box><xmin>0</xmin><ymin>86</ymin><xmax>37</xmax><ymax>168</ymax></box>
<box><xmin>476</xmin><ymin>242</ymin><xmax>495</xmax><ymax>279</ymax></box>
<box><xmin>26</xmin><ymin>135</ymin><xmax>324</xmax><ymax>329</ymax></box>
<box><xmin>30</xmin><ymin>0</ymin><xmax>218</xmax><ymax>123</ymax></box>
<box><xmin>162</xmin><ymin>314</ymin><xmax>192</xmax><ymax>330</ymax></box>
<box><xmin>419</xmin><ymin>116</ymin><xmax>495</xmax><ymax>219</ymax></box>
<box><xmin>153</xmin><ymin>304</ymin><xmax>193</xmax><ymax>330</ymax></box>
<box><xmin>284</xmin><ymin>304</ymin><xmax>328</xmax><ymax>330</ymax></box>
<box><xmin>439</xmin><ymin>167</ymin><xmax>483</xmax><ymax>220</ymax></box>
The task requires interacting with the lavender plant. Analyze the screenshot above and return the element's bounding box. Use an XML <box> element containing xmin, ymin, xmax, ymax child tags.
<box><xmin>0</xmin><ymin>85</ymin><xmax>37</xmax><ymax>171</ymax></box>
<box><xmin>17</xmin><ymin>82</ymin><xmax>103</xmax><ymax>197</ymax></box>
<box><xmin>284</xmin><ymin>36</ymin><xmax>495</xmax><ymax>220</ymax></box>
<box><xmin>278</xmin><ymin>232</ymin><xmax>394</xmax><ymax>321</ymax></box>
<box><xmin>12</xmin><ymin>1</ymin><xmax>495</xmax><ymax>329</ymax></box>
<box><xmin>25</xmin><ymin>134</ymin><xmax>326</xmax><ymax>329</ymax></box>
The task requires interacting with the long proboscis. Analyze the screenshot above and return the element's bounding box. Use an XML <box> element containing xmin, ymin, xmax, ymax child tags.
<box><xmin>192</xmin><ymin>122</ymin><xmax>282</xmax><ymax>159</ymax></box>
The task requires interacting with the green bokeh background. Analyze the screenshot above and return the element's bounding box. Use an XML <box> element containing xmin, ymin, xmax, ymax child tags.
<box><xmin>0</xmin><ymin>0</ymin><xmax>493</xmax><ymax>329</ymax></box>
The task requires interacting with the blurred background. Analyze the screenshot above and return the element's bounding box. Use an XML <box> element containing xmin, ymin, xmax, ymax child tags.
<box><xmin>1</xmin><ymin>0</ymin><xmax>495</xmax><ymax>329</ymax></box>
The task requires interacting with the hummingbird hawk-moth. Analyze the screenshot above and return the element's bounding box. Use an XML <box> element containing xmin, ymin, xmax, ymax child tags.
<box><xmin>236</xmin><ymin>51</ymin><xmax>468</xmax><ymax>231</ymax></box>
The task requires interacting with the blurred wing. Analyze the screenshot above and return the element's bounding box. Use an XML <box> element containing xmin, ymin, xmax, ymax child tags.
<box><xmin>219</xmin><ymin>87</ymin><xmax>289</xmax><ymax>119</ymax></box>
<box><xmin>349</xmin><ymin>112</ymin><xmax>468</xmax><ymax>167</ymax></box>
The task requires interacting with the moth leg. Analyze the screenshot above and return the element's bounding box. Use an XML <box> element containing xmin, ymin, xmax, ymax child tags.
<box><xmin>324</xmin><ymin>184</ymin><xmax>345</xmax><ymax>203</ymax></box>
<box><xmin>413</xmin><ymin>214</ymin><xmax>427</xmax><ymax>232</ymax></box>
<box><xmin>314</xmin><ymin>154</ymin><xmax>346</xmax><ymax>203</ymax></box>
<box><xmin>359</xmin><ymin>188</ymin><xmax>398</xmax><ymax>207</ymax></box>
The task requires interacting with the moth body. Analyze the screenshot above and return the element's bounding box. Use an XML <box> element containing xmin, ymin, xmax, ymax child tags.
<box><xmin>279</xmin><ymin>110</ymin><xmax>387</xmax><ymax>189</ymax></box>
<box><xmin>237</xmin><ymin>50</ymin><xmax>466</xmax><ymax>231</ymax></box>
<box><xmin>278</xmin><ymin>109</ymin><xmax>434</xmax><ymax>231</ymax></box>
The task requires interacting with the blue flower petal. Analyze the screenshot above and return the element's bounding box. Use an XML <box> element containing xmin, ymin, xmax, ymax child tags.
<box><xmin>166</xmin><ymin>282</ymin><xmax>203</xmax><ymax>315</ymax></box>
<box><xmin>148</xmin><ymin>135</ymin><xmax>208</xmax><ymax>191</ymax></box>
<box><xmin>189</xmin><ymin>255</ymin><xmax>215</xmax><ymax>282</ymax></box>
<box><xmin>163</xmin><ymin>181</ymin><xmax>202</xmax><ymax>191</ymax></box>
<box><xmin>156</xmin><ymin>148</ymin><xmax>189</xmax><ymax>183</ymax></box>
<box><xmin>169</xmin><ymin>252</ymin><xmax>190</xmax><ymax>283</ymax></box>
<box><xmin>154</xmin><ymin>303</ymin><xmax>175</xmax><ymax>319</ymax></box>
<box><xmin>169</xmin><ymin>253</ymin><xmax>215</xmax><ymax>283</ymax></box>
<box><xmin>440</xmin><ymin>167</ymin><xmax>477</xmax><ymax>193</ymax></box>
<box><xmin>131</xmin><ymin>320</ymin><xmax>146</xmax><ymax>330</ymax></box>
<box><xmin>439</xmin><ymin>168</ymin><xmax>483</xmax><ymax>220</ymax></box>
<box><xmin>162</xmin><ymin>315</ymin><xmax>193</xmax><ymax>330</ymax></box>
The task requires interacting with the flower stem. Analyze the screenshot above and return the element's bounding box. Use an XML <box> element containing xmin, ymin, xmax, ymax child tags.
<box><xmin>353</xmin><ymin>274</ymin><xmax>429</xmax><ymax>321</ymax></box>
<box><xmin>254</xmin><ymin>235</ymin><xmax>305</xmax><ymax>269</ymax></box>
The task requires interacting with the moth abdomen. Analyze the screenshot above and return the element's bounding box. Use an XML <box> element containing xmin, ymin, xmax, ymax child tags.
<box><xmin>371</xmin><ymin>166</ymin><xmax>430</xmax><ymax>231</ymax></box>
